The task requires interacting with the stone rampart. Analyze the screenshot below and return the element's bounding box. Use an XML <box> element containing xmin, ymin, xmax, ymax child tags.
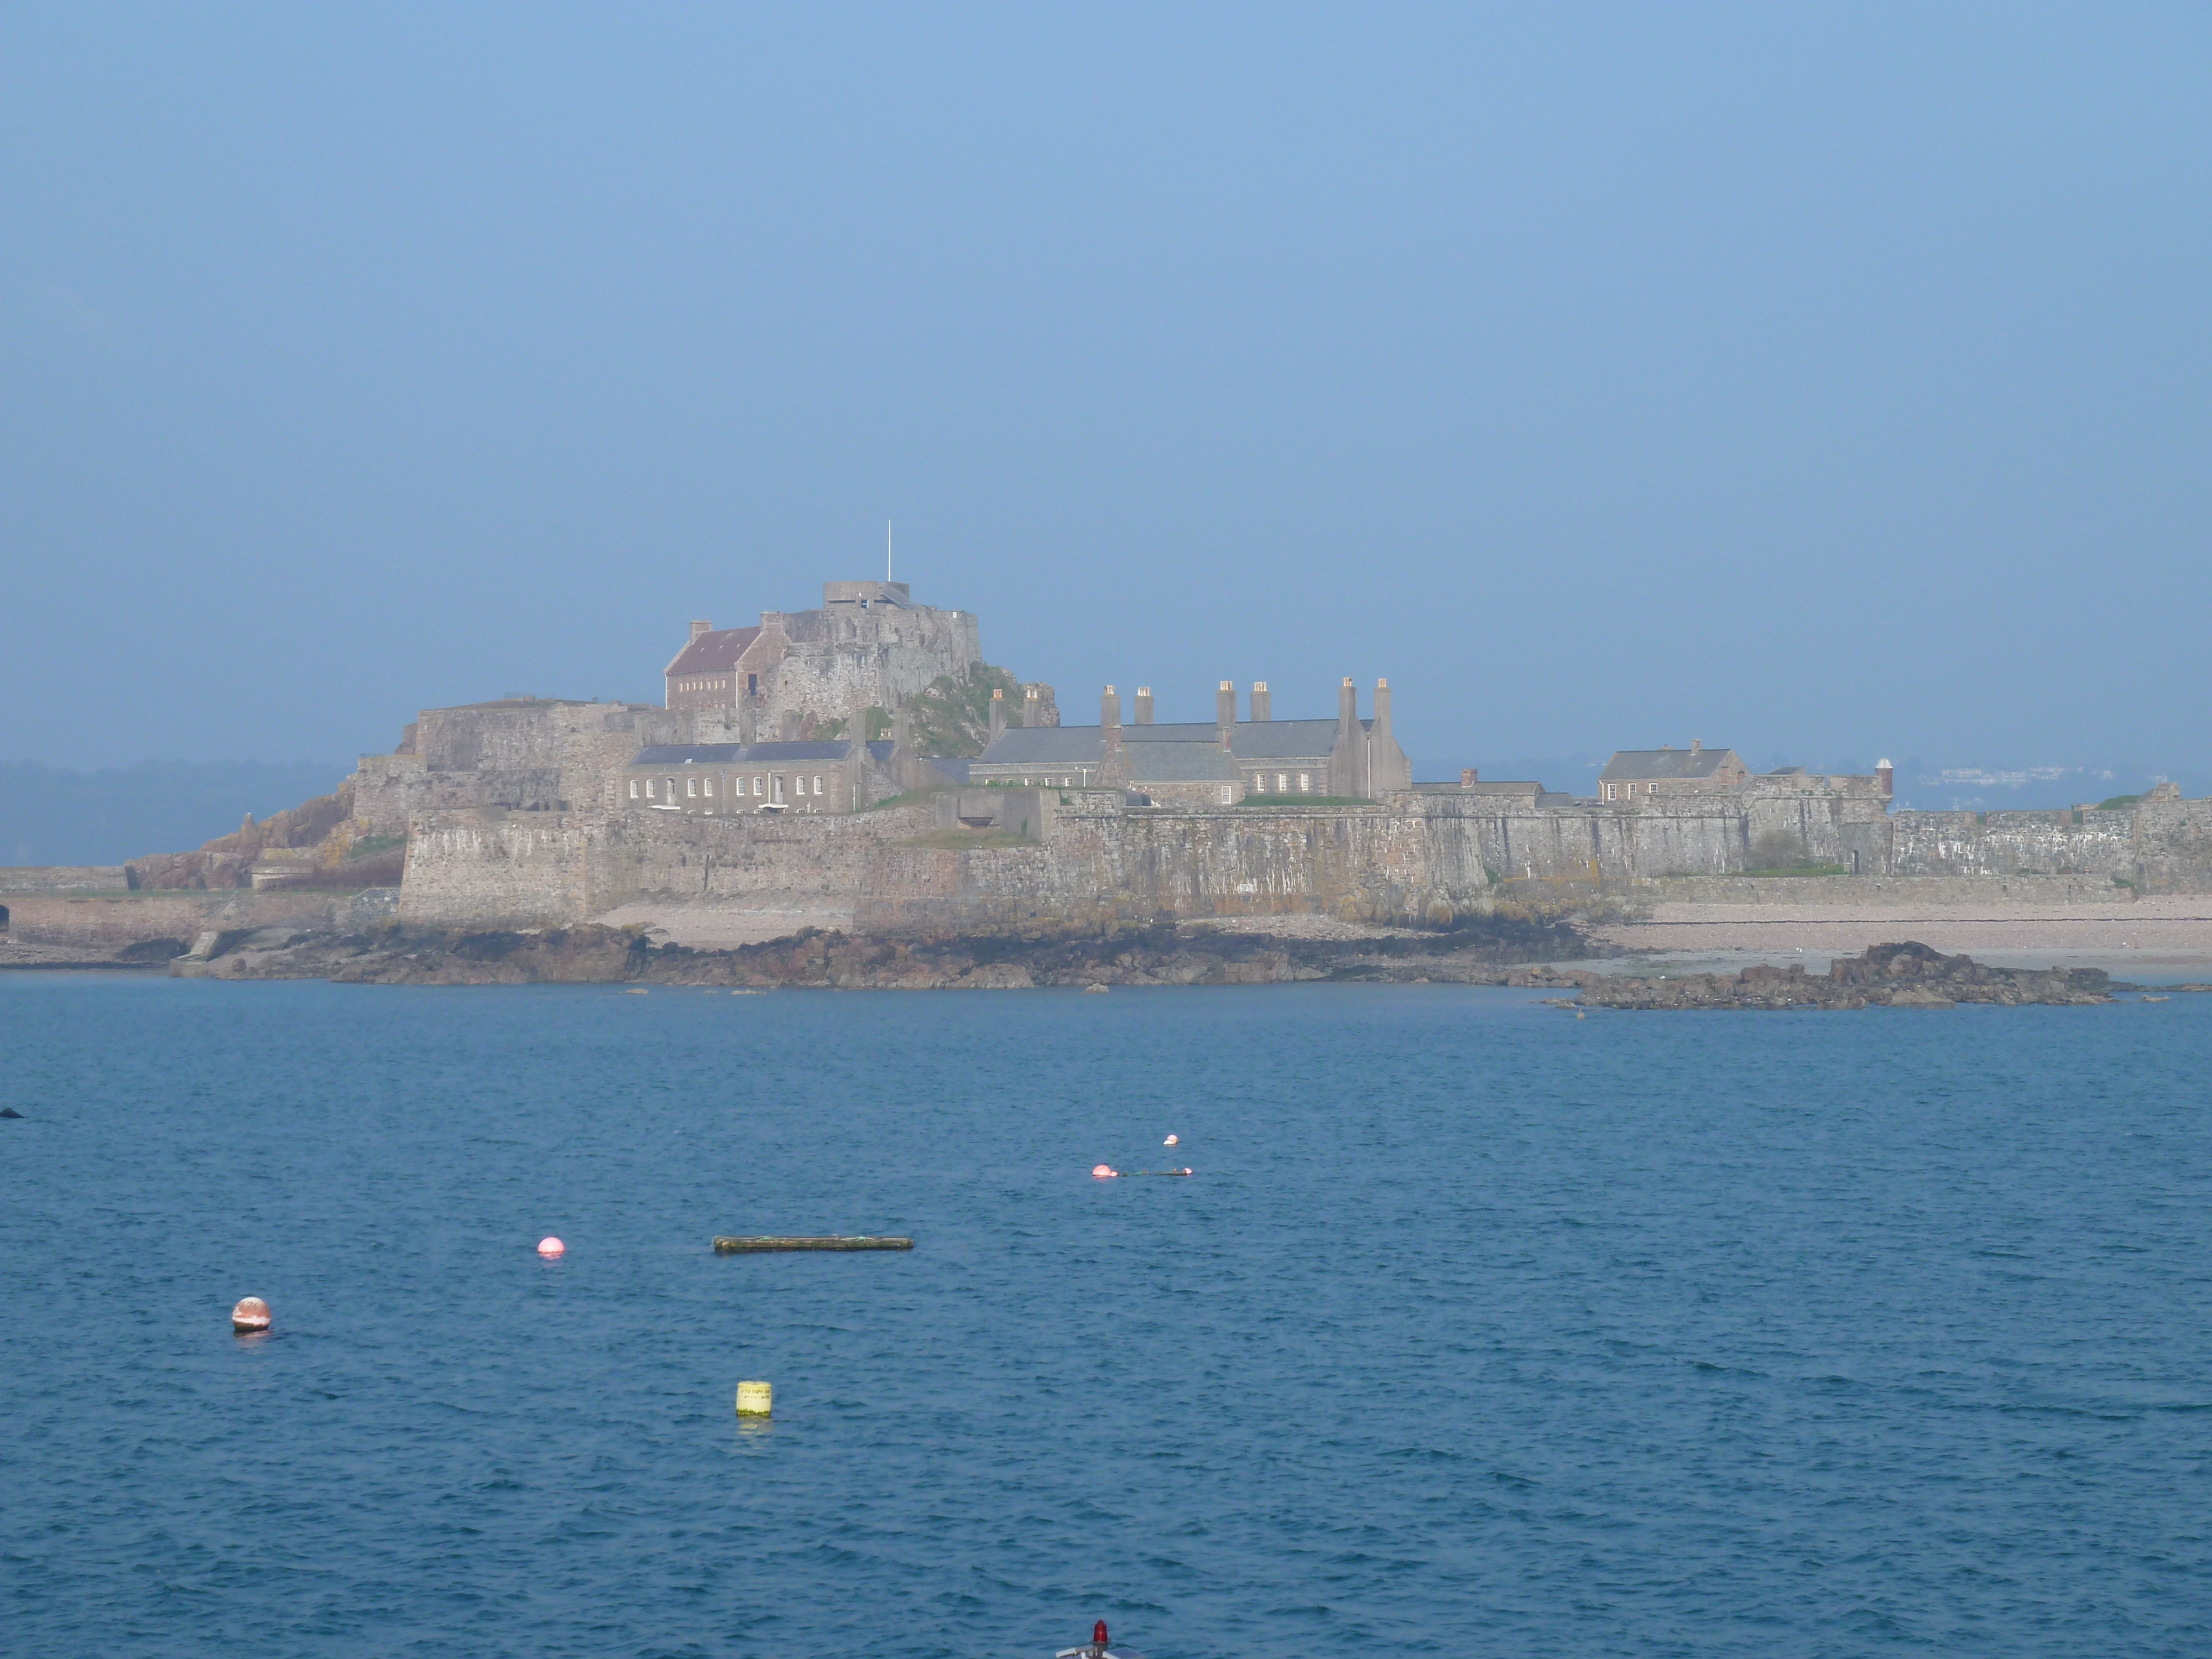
<box><xmin>1888</xmin><ymin>808</ymin><xmax>2135</xmax><ymax>879</ymax></box>
<box><xmin>393</xmin><ymin>787</ymin><xmax>2212</xmax><ymax>937</ymax></box>
<box><xmin>2132</xmin><ymin>797</ymin><xmax>2212</xmax><ymax>894</ymax></box>
<box><xmin>6</xmin><ymin>889</ymin><xmax>344</xmax><ymax>952</ymax></box>
<box><xmin>0</xmin><ymin>866</ymin><xmax>131</xmax><ymax>895</ymax></box>
<box><xmin>398</xmin><ymin>802</ymin><xmax>941</xmax><ymax>928</ymax></box>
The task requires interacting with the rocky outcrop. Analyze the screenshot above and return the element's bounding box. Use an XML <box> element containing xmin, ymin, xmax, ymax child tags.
<box><xmin>171</xmin><ymin>914</ymin><xmax>1595</xmax><ymax>988</ymax></box>
<box><xmin>128</xmin><ymin>782</ymin><xmax>359</xmax><ymax>890</ymax></box>
<box><xmin>1575</xmin><ymin>941</ymin><xmax>2116</xmax><ymax>1010</ymax></box>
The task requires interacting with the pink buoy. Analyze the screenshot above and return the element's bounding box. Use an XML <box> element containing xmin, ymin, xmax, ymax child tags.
<box><xmin>231</xmin><ymin>1296</ymin><xmax>271</xmax><ymax>1333</ymax></box>
<box><xmin>537</xmin><ymin>1236</ymin><xmax>565</xmax><ymax>1258</ymax></box>
<box><xmin>1091</xmin><ymin>1164</ymin><xmax>1118</xmax><ymax>1179</ymax></box>
<box><xmin>1163</xmin><ymin>1134</ymin><xmax>1178</xmax><ymax>1146</ymax></box>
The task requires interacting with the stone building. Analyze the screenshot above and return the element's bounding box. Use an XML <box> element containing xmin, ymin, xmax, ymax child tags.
<box><xmin>619</xmin><ymin>739</ymin><xmax>900</xmax><ymax>817</ymax></box>
<box><xmin>966</xmin><ymin>679</ymin><xmax>1412</xmax><ymax>804</ymax></box>
<box><xmin>1598</xmin><ymin>742</ymin><xmax>1750</xmax><ymax>802</ymax></box>
<box><xmin>662</xmin><ymin>580</ymin><xmax>982</xmax><ymax>735</ymax></box>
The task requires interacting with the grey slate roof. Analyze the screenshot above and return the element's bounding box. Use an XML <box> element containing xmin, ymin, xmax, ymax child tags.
<box><xmin>972</xmin><ymin>726</ymin><xmax>1106</xmax><ymax>765</ymax></box>
<box><xmin>975</xmin><ymin>719</ymin><xmax>1362</xmax><ymax>769</ymax></box>
<box><xmin>1121</xmin><ymin>741</ymin><xmax>1239</xmax><ymax>781</ymax></box>
<box><xmin>1598</xmin><ymin>747</ymin><xmax>1740</xmax><ymax>782</ymax></box>
<box><xmin>1232</xmin><ymin>719</ymin><xmax>1353</xmax><ymax>760</ymax></box>
<box><xmin>632</xmin><ymin>742</ymin><xmax>853</xmax><ymax>765</ymax></box>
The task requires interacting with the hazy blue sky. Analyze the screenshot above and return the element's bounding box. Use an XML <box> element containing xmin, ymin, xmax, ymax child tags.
<box><xmin>4</xmin><ymin>5</ymin><xmax>2206</xmax><ymax>780</ymax></box>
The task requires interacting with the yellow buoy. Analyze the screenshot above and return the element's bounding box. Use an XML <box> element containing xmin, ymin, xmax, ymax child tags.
<box><xmin>735</xmin><ymin>1380</ymin><xmax>773</xmax><ymax>1416</ymax></box>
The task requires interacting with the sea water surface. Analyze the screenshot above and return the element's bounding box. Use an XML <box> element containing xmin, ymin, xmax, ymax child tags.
<box><xmin>3</xmin><ymin>975</ymin><xmax>2209</xmax><ymax>1658</ymax></box>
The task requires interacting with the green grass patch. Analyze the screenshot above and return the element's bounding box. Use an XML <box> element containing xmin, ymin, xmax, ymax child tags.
<box><xmin>860</xmin><ymin>787</ymin><xmax>947</xmax><ymax>812</ymax></box>
<box><xmin>346</xmin><ymin>834</ymin><xmax>406</xmax><ymax>859</ymax></box>
<box><xmin>2099</xmin><ymin>794</ymin><xmax>2142</xmax><ymax>811</ymax></box>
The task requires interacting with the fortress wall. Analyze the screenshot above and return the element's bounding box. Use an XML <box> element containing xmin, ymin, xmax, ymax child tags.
<box><xmin>1888</xmin><ymin>809</ymin><xmax>2134</xmax><ymax>878</ymax></box>
<box><xmin>6</xmin><ymin>889</ymin><xmax>341</xmax><ymax>951</ymax></box>
<box><xmin>399</xmin><ymin>812</ymin><xmax>596</xmax><ymax>928</ymax></box>
<box><xmin>0</xmin><ymin>865</ymin><xmax>131</xmax><ymax>895</ymax></box>
<box><xmin>2131</xmin><ymin>797</ymin><xmax>2212</xmax><ymax>893</ymax></box>
<box><xmin>398</xmin><ymin>804</ymin><xmax>942</xmax><ymax>928</ymax></box>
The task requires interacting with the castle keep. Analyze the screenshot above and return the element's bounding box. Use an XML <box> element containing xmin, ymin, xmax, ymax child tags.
<box><xmin>662</xmin><ymin>580</ymin><xmax>980</xmax><ymax>739</ymax></box>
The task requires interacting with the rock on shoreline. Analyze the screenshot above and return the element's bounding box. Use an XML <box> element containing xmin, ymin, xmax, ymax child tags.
<box><xmin>1573</xmin><ymin>941</ymin><xmax>2118</xmax><ymax>1010</ymax></box>
<box><xmin>166</xmin><ymin>915</ymin><xmax>1596</xmax><ymax>989</ymax></box>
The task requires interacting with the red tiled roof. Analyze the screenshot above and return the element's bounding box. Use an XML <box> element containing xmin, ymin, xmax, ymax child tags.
<box><xmin>664</xmin><ymin>627</ymin><xmax>761</xmax><ymax>677</ymax></box>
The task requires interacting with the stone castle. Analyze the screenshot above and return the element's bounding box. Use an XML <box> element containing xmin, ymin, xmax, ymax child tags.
<box><xmin>302</xmin><ymin>575</ymin><xmax>2212</xmax><ymax>937</ymax></box>
<box><xmin>15</xmin><ymin>573</ymin><xmax>2205</xmax><ymax>957</ymax></box>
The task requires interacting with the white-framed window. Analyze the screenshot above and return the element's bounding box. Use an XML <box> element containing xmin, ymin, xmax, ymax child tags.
<box><xmin>686</xmin><ymin>777</ymin><xmax>697</xmax><ymax>798</ymax></box>
<box><xmin>1220</xmin><ymin>785</ymin><xmax>1234</xmax><ymax>804</ymax></box>
<box><xmin>1298</xmin><ymin>773</ymin><xmax>1311</xmax><ymax>792</ymax></box>
<box><xmin>1606</xmin><ymin>782</ymin><xmax>1617</xmax><ymax>801</ymax></box>
<box><xmin>703</xmin><ymin>778</ymin><xmax>715</xmax><ymax>797</ymax></box>
<box><xmin>812</xmin><ymin>775</ymin><xmax>823</xmax><ymax>795</ymax></box>
<box><xmin>753</xmin><ymin>776</ymin><xmax>763</xmax><ymax>795</ymax></box>
<box><xmin>645</xmin><ymin>779</ymin><xmax>656</xmax><ymax>799</ymax></box>
<box><xmin>1276</xmin><ymin>772</ymin><xmax>1287</xmax><ymax>792</ymax></box>
<box><xmin>629</xmin><ymin>779</ymin><xmax>640</xmax><ymax>799</ymax></box>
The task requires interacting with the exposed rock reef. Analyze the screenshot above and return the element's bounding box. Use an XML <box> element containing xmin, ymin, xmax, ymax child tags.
<box><xmin>170</xmin><ymin>915</ymin><xmax>1594</xmax><ymax>989</ymax></box>
<box><xmin>1574</xmin><ymin>941</ymin><xmax>2119</xmax><ymax>1010</ymax></box>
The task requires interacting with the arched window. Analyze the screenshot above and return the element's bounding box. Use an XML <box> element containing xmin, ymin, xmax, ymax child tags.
<box><xmin>629</xmin><ymin>779</ymin><xmax>640</xmax><ymax>800</ymax></box>
<box><xmin>645</xmin><ymin>779</ymin><xmax>655</xmax><ymax>799</ymax></box>
<box><xmin>812</xmin><ymin>775</ymin><xmax>823</xmax><ymax>795</ymax></box>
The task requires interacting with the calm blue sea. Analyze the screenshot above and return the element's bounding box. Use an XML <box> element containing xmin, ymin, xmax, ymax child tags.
<box><xmin>3</xmin><ymin>975</ymin><xmax>2209</xmax><ymax>1658</ymax></box>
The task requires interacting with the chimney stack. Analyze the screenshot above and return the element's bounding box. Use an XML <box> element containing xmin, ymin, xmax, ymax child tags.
<box><xmin>989</xmin><ymin>687</ymin><xmax>1006</xmax><ymax>739</ymax></box>
<box><xmin>1135</xmin><ymin>686</ymin><xmax>1154</xmax><ymax>724</ymax></box>
<box><xmin>1217</xmin><ymin>680</ymin><xmax>1237</xmax><ymax>733</ymax></box>
<box><xmin>1373</xmin><ymin>678</ymin><xmax>1394</xmax><ymax>740</ymax></box>
<box><xmin>1250</xmin><ymin>681</ymin><xmax>1270</xmax><ymax>723</ymax></box>
<box><xmin>690</xmin><ymin>619</ymin><xmax>712</xmax><ymax>640</ymax></box>
<box><xmin>1461</xmin><ymin>768</ymin><xmax>1478</xmax><ymax>786</ymax></box>
<box><xmin>1101</xmin><ymin>685</ymin><xmax>1121</xmax><ymax>729</ymax></box>
<box><xmin>1023</xmin><ymin>686</ymin><xmax>1041</xmax><ymax>727</ymax></box>
<box><xmin>1691</xmin><ymin>738</ymin><xmax>1702</xmax><ymax>757</ymax></box>
<box><xmin>1877</xmin><ymin>757</ymin><xmax>1893</xmax><ymax>798</ymax></box>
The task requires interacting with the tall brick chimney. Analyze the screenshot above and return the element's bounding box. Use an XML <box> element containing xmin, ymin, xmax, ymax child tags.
<box><xmin>1369</xmin><ymin>678</ymin><xmax>1410</xmax><ymax>792</ymax></box>
<box><xmin>1101</xmin><ymin>684</ymin><xmax>1121</xmax><ymax>729</ymax></box>
<box><xmin>1877</xmin><ymin>757</ymin><xmax>1893</xmax><ymax>798</ymax></box>
<box><xmin>1135</xmin><ymin>686</ymin><xmax>1154</xmax><ymax>724</ymax></box>
<box><xmin>1250</xmin><ymin>681</ymin><xmax>1270</xmax><ymax>723</ymax></box>
<box><xmin>989</xmin><ymin>687</ymin><xmax>1006</xmax><ymax>739</ymax></box>
<box><xmin>1328</xmin><ymin>677</ymin><xmax>1364</xmax><ymax>797</ymax></box>
<box><xmin>690</xmin><ymin>619</ymin><xmax>712</xmax><ymax>640</ymax></box>
<box><xmin>1217</xmin><ymin>680</ymin><xmax>1237</xmax><ymax>733</ymax></box>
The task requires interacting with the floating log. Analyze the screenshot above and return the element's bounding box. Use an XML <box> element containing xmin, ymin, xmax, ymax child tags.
<box><xmin>712</xmin><ymin>1235</ymin><xmax>914</xmax><ymax>1253</ymax></box>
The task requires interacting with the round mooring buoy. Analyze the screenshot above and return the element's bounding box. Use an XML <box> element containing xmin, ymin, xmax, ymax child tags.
<box><xmin>231</xmin><ymin>1296</ymin><xmax>271</xmax><ymax>1333</ymax></box>
<box><xmin>537</xmin><ymin>1236</ymin><xmax>566</xmax><ymax>1259</ymax></box>
<box><xmin>735</xmin><ymin>1380</ymin><xmax>772</xmax><ymax>1417</ymax></box>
